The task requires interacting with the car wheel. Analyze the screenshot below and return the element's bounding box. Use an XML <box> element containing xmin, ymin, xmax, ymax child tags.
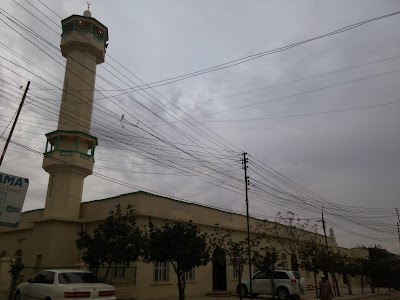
<box><xmin>276</xmin><ymin>287</ymin><xmax>289</xmax><ymax>300</ymax></box>
<box><xmin>237</xmin><ymin>284</ymin><xmax>248</xmax><ymax>297</ymax></box>
<box><xmin>14</xmin><ymin>291</ymin><xmax>21</xmax><ymax>300</ymax></box>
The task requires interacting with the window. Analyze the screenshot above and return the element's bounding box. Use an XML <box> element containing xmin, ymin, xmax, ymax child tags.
<box><xmin>281</xmin><ymin>254</ymin><xmax>288</xmax><ymax>270</ymax></box>
<box><xmin>274</xmin><ymin>271</ymin><xmax>289</xmax><ymax>279</ymax></box>
<box><xmin>35</xmin><ymin>255</ymin><xmax>42</xmax><ymax>268</ymax></box>
<box><xmin>63</xmin><ymin>21</ymin><xmax>74</xmax><ymax>33</ymax></box>
<box><xmin>253</xmin><ymin>271</ymin><xmax>266</xmax><ymax>279</ymax></box>
<box><xmin>154</xmin><ymin>262</ymin><xmax>168</xmax><ymax>282</ymax></box>
<box><xmin>185</xmin><ymin>268</ymin><xmax>195</xmax><ymax>281</ymax></box>
<box><xmin>76</xmin><ymin>20</ymin><xmax>91</xmax><ymax>31</ymax></box>
<box><xmin>32</xmin><ymin>271</ymin><xmax>55</xmax><ymax>284</ymax></box>
<box><xmin>292</xmin><ymin>271</ymin><xmax>301</xmax><ymax>279</ymax></box>
<box><xmin>58</xmin><ymin>272</ymin><xmax>101</xmax><ymax>284</ymax></box>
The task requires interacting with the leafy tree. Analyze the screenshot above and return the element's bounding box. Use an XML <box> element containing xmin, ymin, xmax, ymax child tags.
<box><xmin>365</xmin><ymin>245</ymin><xmax>400</xmax><ymax>290</ymax></box>
<box><xmin>8</xmin><ymin>257</ymin><xmax>24</xmax><ymax>300</ymax></box>
<box><xmin>76</xmin><ymin>204</ymin><xmax>143</xmax><ymax>281</ymax></box>
<box><xmin>328</xmin><ymin>228</ymin><xmax>337</xmax><ymax>247</ymax></box>
<box><xmin>144</xmin><ymin>219</ymin><xmax>210</xmax><ymax>300</ymax></box>
<box><xmin>299</xmin><ymin>239</ymin><xmax>324</xmax><ymax>298</ymax></box>
<box><xmin>267</xmin><ymin>211</ymin><xmax>316</xmax><ymax>271</ymax></box>
<box><xmin>252</xmin><ymin>246</ymin><xmax>278</xmax><ymax>299</ymax></box>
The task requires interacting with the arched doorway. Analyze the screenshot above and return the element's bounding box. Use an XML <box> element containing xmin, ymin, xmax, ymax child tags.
<box><xmin>212</xmin><ymin>246</ymin><xmax>227</xmax><ymax>291</ymax></box>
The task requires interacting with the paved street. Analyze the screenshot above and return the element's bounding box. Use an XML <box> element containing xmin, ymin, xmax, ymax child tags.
<box><xmin>183</xmin><ymin>287</ymin><xmax>400</xmax><ymax>300</ymax></box>
<box><xmin>1</xmin><ymin>287</ymin><xmax>399</xmax><ymax>300</ymax></box>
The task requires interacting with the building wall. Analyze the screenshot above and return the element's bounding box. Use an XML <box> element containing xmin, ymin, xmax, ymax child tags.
<box><xmin>0</xmin><ymin>191</ymin><xmax>357</xmax><ymax>300</ymax></box>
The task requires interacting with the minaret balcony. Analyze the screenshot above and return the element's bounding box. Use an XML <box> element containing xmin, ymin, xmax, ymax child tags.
<box><xmin>42</xmin><ymin>130</ymin><xmax>98</xmax><ymax>176</ymax></box>
<box><xmin>60</xmin><ymin>14</ymin><xmax>108</xmax><ymax>64</ymax></box>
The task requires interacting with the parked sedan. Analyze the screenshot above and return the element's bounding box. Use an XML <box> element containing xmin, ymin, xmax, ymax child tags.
<box><xmin>15</xmin><ymin>269</ymin><xmax>116</xmax><ymax>300</ymax></box>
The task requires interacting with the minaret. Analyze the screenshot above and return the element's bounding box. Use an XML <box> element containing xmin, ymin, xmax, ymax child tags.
<box><xmin>42</xmin><ymin>9</ymin><xmax>108</xmax><ymax>219</ymax></box>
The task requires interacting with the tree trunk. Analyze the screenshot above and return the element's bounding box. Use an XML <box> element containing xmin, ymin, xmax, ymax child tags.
<box><xmin>177</xmin><ymin>272</ymin><xmax>186</xmax><ymax>300</ymax></box>
<box><xmin>102</xmin><ymin>264</ymin><xmax>112</xmax><ymax>282</ymax></box>
<box><xmin>8</xmin><ymin>280</ymin><xmax>17</xmax><ymax>300</ymax></box>
<box><xmin>332</xmin><ymin>273</ymin><xmax>340</xmax><ymax>296</ymax></box>
<box><xmin>238</xmin><ymin>267</ymin><xmax>242</xmax><ymax>300</ymax></box>
<box><xmin>8</xmin><ymin>258</ymin><xmax>23</xmax><ymax>300</ymax></box>
<box><xmin>347</xmin><ymin>275</ymin><xmax>352</xmax><ymax>295</ymax></box>
<box><xmin>361</xmin><ymin>275</ymin><xmax>364</xmax><ymax>294</ymax></box>
<box><xmin>313</xmin><ymin>272</ymin><xmax>318</xmax><ymax>299</ymax></box>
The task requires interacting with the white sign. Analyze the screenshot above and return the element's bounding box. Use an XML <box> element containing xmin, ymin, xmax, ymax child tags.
<box><xmin>0</xmin><ymin>172</ymin><xmax>29</xmax><ymax>227</ymax></box>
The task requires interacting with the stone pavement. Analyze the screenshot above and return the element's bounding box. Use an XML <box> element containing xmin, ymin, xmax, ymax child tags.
<box><xmin>301</xmin><ymin>286</ymin><xmax>399</xmax><ymax>300</ymax></box>
<box><xmin>183</xmin><ymin>287</ymin><xmax>399</xmax><ymax>300</ymax></box>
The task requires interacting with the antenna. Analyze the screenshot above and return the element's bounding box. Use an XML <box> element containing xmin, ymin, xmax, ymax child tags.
<box><xmin>87</xmin><ymin>2</ymin><xmax>91</xmax><ymax>10</ymax></box>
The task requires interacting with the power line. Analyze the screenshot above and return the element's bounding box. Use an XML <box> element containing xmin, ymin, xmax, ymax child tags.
<box><xmin>30</xmin><ymin>5</ymin><xmax>400</xmax><ymax>92</ymax></box>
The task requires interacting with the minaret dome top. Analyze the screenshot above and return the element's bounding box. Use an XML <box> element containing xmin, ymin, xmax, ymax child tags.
<box><xmin>83</xmin><ymin>9</ymin><xmax>92</xmax><ymax>17</ymax></box>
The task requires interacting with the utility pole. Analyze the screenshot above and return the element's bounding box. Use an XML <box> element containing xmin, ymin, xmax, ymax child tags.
<box><xmin>242</xmin><ymin>152</ymin><xmax>252</xmax><ymax>300</ymax></box>
<box><xmin>396</xmin><ymin>208</ymin><xmax>400</xmax><ymax>250</ymax></box>
<box><xmin>321</xmin><ymin>206</ymin><xmax>340</xmax><ymax>297</ymax></box>
<box><xmin>0</xmin><ymin>81</ymin><xmax>30</xmax><ymax>167</ymax></box>
<box><xmin>321</xmin><ymin>206</ymin><xmax>329</xmax><ymax>252</ymax></box>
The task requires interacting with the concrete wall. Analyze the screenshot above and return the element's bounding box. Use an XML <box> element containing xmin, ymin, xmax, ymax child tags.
<box><xmin>0</xmin><ymin>258</ymin><xmax>12</xmax><ymax>293</ymax></box>
<box><xmin>0</xmin><ymin>191</ymin><xmax>364</xmax><ymax>300</ymax></box>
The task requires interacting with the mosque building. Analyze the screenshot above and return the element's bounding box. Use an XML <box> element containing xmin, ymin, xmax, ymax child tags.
<box><xmin>0</xmin><ymin>9</ymin><xmax>368</xmax><ymax>300</ymax></box>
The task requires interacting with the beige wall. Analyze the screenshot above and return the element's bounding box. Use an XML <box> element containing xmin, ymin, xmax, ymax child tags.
<box><xmin>0</xmin><ymin>191</ymin><xmax>366</xmax><ymax>299</ymax></box>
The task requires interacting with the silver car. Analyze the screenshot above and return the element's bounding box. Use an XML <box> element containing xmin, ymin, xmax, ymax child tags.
<box><xmin>237</xmin><ymin>270</ymin><xmax>306</xmax><ymax>300</ymax></box>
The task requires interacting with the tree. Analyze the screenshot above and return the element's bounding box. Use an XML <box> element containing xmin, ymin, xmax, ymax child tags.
<box><xmin>8</xmin><ymin>257</ymin><xmax>24</xmax><ymax>300</ymax></box>
<box><xmin>252</xmin><ymin>246</ymin><xmax>278</xmax><ymax>299</ymax></box>
<box><xmin>365</xmin><ymin>245</ymin><xmax>400</xmax><ymax>290</ymax></box>
<box><xmin>144</xmin><ymin>219</ymin><xmax>210</xmax><ymax>300</ymax></box>
<box><xmin>75</xmin><ymin>204</ymin><xmax>143</xmax><ymax>281</ymax></box>
<box><xmin>209</xmin><ymin>228</ymin><xmax>250</xmax><ymax>300</ymax></box>
<box><xmin>329</xmin><ymin>228</ymin><xmax>337</xmax><ymax>247</ymax></box>
<box><xmin>267</xmin><ymin>211</ymin><xmax>317</xmax><ymax>271</ymax></box>
<box><xmin>299</xmin><ymin>239</ymin><xmax>325</xmax><ymax>298</ymax></box>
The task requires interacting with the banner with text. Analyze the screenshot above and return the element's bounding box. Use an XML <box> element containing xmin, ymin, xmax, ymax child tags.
<box><xmin>0</xmin><ymin>172</ymin><xmax>29</xmax><ymax>227</ymax></box>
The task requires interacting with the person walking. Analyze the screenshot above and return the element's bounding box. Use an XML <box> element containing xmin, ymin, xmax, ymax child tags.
<box><xmin>319</xmin><ymin>275</ymin><xmax>334</xmax><ymax>300</ymax></box>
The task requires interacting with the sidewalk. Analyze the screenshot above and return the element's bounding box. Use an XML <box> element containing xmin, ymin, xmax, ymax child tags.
<box><xmin>302</xmin><ymin>285</ymin><xmax>398</xmax><ymax>300</ymax></box>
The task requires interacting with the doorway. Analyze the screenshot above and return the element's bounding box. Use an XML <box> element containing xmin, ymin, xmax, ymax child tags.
<box><xmin>212</xmin><ymin>246</ymin><xmax>227</xmax><ymax>291</ymax></box>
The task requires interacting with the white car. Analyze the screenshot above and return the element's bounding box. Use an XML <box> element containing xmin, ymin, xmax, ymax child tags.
<box><xmin>237</xmin><ymin>270</ymin><xmax>306</xmax><ymax>300</ymax></box>
<box><xmin>14</xmin><ymin>269</ymin><xmax>116</xmax><ymax>300</ymax></box>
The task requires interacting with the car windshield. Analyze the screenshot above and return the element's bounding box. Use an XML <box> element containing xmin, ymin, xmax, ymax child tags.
<box><xmin>58</xmin><ymin>272</ymin><xmax>102</xmax><ymax>284</ymax></box>
<box><xmin>292</xmin><ymin>271</ymin><xmax>301</xmax><ymax>279</ymax></box>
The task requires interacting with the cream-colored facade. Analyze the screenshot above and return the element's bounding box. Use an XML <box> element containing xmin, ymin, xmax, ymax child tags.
<box><xmin>0</xmin><ymin>191</ymin><xmax>368</xmax><ymax>299</ymax></box>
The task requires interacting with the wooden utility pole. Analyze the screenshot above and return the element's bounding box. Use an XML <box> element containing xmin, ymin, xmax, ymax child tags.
<box><xmin>321</xmin><ymin>206</ymin><xmax>340</xmax><ymax>297</ymax></box>
<box><xmin>242</xmin><ymin>152</ymin><xmax>253</xmax><ymax>300</ymax></box>
<box><xmin>396</xmin><ymin>208</ymin><xmax>400</xmax><ymax>250</ymax></box>
<box><xmin>0</xmin><ymin>81</ymin><xmax>30</xmax><ymax>166</ymax></box>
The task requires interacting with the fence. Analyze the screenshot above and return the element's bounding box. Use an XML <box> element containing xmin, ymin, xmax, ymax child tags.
<box><xmin>20</xmin><ymin>266</ymin><xmax>137</xmax><ymax>285</ymax></box>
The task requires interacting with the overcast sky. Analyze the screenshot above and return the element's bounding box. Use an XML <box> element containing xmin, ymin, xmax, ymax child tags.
<box><xmin>1</xmin><ymin>0</ymin><xmax>400</xmax><ymax>254</ymax></box>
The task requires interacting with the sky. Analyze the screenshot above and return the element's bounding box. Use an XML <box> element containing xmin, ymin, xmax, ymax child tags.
<box><xmin>1</xmin><ymin>0</ymin><xmax>400</xmax><ymax>254</ymax></box>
